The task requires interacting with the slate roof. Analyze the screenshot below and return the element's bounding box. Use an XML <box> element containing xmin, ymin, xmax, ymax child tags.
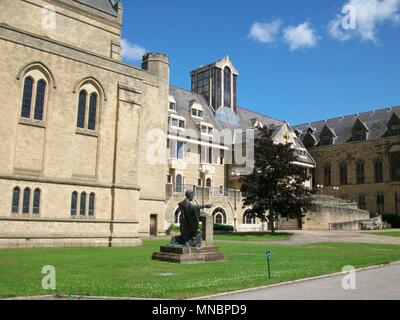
<box><xmin>169</xmin><ymin>86</ymin><xmax>315</xmax><ymax>166</ymax></box>
<box><xmin>294</xmin><ymin>106</ymin><xmax>400</xmax><ymax>146</ymax></box>
<box><xmin>74</xmin><ymin>0</ymin><xmax>118</xmax><ymax>16</ymax></box>
<box><xmin>169</xmin><ymin>86</ymin><xmax>283</xmax><ymax>136</ymax></box>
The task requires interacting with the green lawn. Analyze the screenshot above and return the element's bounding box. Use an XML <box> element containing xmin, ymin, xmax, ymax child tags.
<box><xmin>0</xmin><ymin>240</ymin><xmax>399</xmax><ymax>299</ymax></box>
<box><xmin>367</xmin><ymin>231</ymin><xmax>400</xmax><ymax>237</ymax></box>
<box><xmin>214</xmin><ymin>232</ymin><xmax>290</xmax><ymax>242</ymax></box>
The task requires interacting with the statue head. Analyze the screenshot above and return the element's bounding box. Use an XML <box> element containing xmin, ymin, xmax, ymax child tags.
<box><xmin>185</xmin><ymin>190</ymin><xmax>195</xmax><ymax>201</ymax></box>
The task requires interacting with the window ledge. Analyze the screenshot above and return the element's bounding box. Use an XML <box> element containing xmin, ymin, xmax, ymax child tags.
<box><xmin>19</xmin><ymin>118</ymin><xmax>46</xmax><ymax>128</ymax></box>
<box><xmin>76</xmin><ymin>128</ymin><xmax>98</xmax><ymax>137</ymax></box>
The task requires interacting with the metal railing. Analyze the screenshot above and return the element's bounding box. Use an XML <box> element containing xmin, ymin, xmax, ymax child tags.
<box><xmin>166</xmin><ymin>184</ymin><xmax>241</xmax><ymax>201</ymax></box>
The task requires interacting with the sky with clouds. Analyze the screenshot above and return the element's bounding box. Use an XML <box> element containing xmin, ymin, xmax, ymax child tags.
<box><xmin>121</xmin><ymin>0</ymin><xmax>400</xmax><ymax>125</ymax></box>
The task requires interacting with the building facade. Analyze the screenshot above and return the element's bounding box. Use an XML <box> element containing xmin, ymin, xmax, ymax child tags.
<box><xmin>165</xmin><ymin>56</ymin><xmax>315</xmax><ymax>232</ymax></box>
<box><xmin>294</xmin><ymin>108</ymin><xmax>400</xmax><ymax>216</ymax></box>
<box><xmin>0</xmin><ymin>0</ymin><xmax>170</xmax><ymax>247</ymax></box>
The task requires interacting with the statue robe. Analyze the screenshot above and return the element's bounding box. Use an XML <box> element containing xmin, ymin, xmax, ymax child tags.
<box><xmin>171</xmin><ymin>199</ymin><xmax>203</xmax><ymax>247</ymax></box>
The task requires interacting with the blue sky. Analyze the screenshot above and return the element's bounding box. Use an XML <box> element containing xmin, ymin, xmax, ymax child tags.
<box><xmin>120</xmin><ymin>0</ymin><xmax>400</xmax><ymax>125</ymax></box>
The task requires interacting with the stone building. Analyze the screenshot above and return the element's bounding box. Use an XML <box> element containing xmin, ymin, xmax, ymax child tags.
<box><xmin>294</xmin><ymin>107</ymin><xmax>400</xmax><ymax>216</ymax></box>
<box><xmin>0</xmin><ymin>0</ymin><xmax>170</xmax><ymax>247</ymax></box>
<box><xmin>2</xmin><ymin>0</ymin><xmax>377</xmax><ymax>248</ymax></box>
<box><xmin>165</xmin><ymin>56</ymin><xmax>316</xmax><ymax>232</ymax></box>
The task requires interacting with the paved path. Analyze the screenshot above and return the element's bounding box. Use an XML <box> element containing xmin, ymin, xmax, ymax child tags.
<box><xmin>214</xmin><ymin>230</ymin><xmax>400</xmax><ymax>246</ymax></box>
<box><xmin>283</xmin><ymin>230</ymin><xmax>400</xmax><ymax>245</ymax></box>
<box><xmin>204</xmin><ymin>263</ymin><xmax>400</xmax><ymax>300</ymax></box>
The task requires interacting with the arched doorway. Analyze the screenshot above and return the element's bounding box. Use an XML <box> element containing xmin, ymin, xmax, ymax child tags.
<box><xmin>212</xmin><ymin>208</ymin><xmax>227</xmax><ymax>224</ymax></box>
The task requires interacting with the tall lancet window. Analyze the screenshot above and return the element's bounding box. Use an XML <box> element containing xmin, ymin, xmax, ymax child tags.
<box><xmin>224</xmin><ymin>67</ymin><xmax>231</xmax><ymax>108</ymax></box>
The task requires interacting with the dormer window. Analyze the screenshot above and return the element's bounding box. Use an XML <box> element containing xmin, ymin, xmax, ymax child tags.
<box><xmin>353</xmin><ymin>130</ymin><xmax>366</xmax><ymax>141</ymax></box>
<box><xmin>169</xmin><ymin>115</ymin><xmax>185</xmax><ymax>130</ymax></box>
<box><xmin>321</xmin><ymin>135</ymin><xmax>333</xmax><ymax>146</ymax></box>
<box><xmin>198</xmin><ymin>122</ymin><xmax>213</xmax><ymax>136</ymax></box>
<box><xmin>168</xmin><ymin>95</ymin><xmax>177</xmax><ymax>112</ymax></box>
<box><xmin>350</xmin><ymin>119</ymin><xmax>369</xmax><ymax>142</ymax></box>
<box><xmin>169</xmin><ymin>102</ymin><xmax>176</xmax><ymax>112</ymax></box>
<box><xmin>386</xmin><ymin>113</ymin><xmax>400</xmax><ymax>137</ymax></box>
<box><xmin>190</xmin><ymin>100</ymin><xmax>204</xmax><ymax>119</ymax></box>
<box><xmin>319</xmin><ymin>125</ymin><xmax>336</xmax><ymax>146</ymax></box>
<box><xmin>251</xmin><ymin>119</ymin><xmax>264</xmax><ymax>129</ymax></box>
<box><xmin>191</xmin><ymin>108</ymin><xmax>204</xmax><ymax>119</ymax></box>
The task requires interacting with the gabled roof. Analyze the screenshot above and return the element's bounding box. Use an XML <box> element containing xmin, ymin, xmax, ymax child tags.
<box><xmin>74</xmin><ymin>0</ymin><xmax>119</xmax><ymax>16</ymax></box>
<box><xmin>190</xmin><ymin>55</ymin><xmax>239</xmax><ymax>76</ymax></box>
<box><xmin>294</xmin><ymin>106</ymin><xmax>400</xmax><ymax>146</ymax></box>
<box><xmin>169</xmin><ymin>85</ymin><xmax>314</xmax><ymax>166</ymax></box>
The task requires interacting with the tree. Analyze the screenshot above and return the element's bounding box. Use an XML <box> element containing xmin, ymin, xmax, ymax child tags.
<box><xmin>240</xmin><ymin>126</ymin><xmax>312</xmax><ymax>233</ymax></box>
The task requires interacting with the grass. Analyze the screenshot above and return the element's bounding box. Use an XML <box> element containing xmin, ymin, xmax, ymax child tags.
<box><xmin>367</xmin><ymin>231</ymin><xmax>400</xmax><ymax>237</ymax></box>
<box><xmin>214</xmin><ymin>232</ymin><xmax>290</xmax><ymax>242</ymax></box>
<box><xmin>1</xmin><ymin>239</ymin><xmax>400</xmax><ymax>299</ymax></box>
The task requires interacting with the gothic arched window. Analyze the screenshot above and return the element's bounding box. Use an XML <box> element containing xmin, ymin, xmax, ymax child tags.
<box><xmin>23</xmin><ymin>188</ymin><xmax>31</xmax><ymax>214</ymax></box>
<box><xmin>80</xmin><ymin>192</ymin><xmax>87</xmax><ymax>216</ymax></box>
<box><xmin>339</xmin><ymin>163</ymin><xmax>348</xmax><ymax>185</ymax></box>
<box><xmin>71</xmin><ymin>192</ymin><xmax>78</xmax><ymax>216</ymax></box>
<box><xmin>356</xmin><ymin>160</ymin><xmax>365</xmax><ymax>184</ymax></box>
<box><xmin>324</xmin><ymin>164</ymin><xmax>331</xmax><ymax>186</ymax></box>
<box><xmin>77</xmin><ymin>90</ymin><xmax>87</xmax><ymax>129</ymax></box>
<box><xmin>89</xmin><ymin>193</ymin><xmax>95</xmax><ymax>216</ymax></box>
<box><xmin>88</xmin><ymin>93</ymin><xmax>98</xmax><ymax>131</ymax></box>
<box><xmin>34</xmin><ymin>80</ymin><xmax>46</xmax><ymax>121</ymax></box>
<box><xmin>374</xmin><ymin>159</ymin><xmax>384</xmax><ymax>183</ymax></box>
<box><xmin>21</xmin><ymin>77</ymin><xmax>34</xmax><ymax>118</ymax></box>
<box><xmin>12</xmin><ymin>187</ymin><xmax>20</xmax><ymax>214</ymax></box>
<box><xmin>76</xmin><ymin>82</ymin><xmax>101</xmax><ymax>131</ymax></box>
<box><xmin>32</xmin><ymin>188</ymin><xmax>41</xmax><ymax>215</ymax></box>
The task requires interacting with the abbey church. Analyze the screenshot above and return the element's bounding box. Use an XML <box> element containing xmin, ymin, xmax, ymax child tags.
<box><xmin>0</xmin><ymin>0</ymin><xmax>398</xmax><ymax>248</ymax></box>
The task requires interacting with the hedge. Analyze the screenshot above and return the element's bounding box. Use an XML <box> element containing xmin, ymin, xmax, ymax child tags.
<box><xmin>382</xmin><ymin>214</ymin><xmax>400</xmax><ymax>228</ymax></box>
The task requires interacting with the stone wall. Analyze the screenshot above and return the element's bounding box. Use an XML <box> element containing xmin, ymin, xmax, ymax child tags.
<box><xmin>309</xmin><ymin>137</ymin><xmax>400</xmax><ymax>215</ymax></box>
<box><xmin>0</xmin><ymin>1</ymin><xmax>169</xmax><ymax>248</ymax></box>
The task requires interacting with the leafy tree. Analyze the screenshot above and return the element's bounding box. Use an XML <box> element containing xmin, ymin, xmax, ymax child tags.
<box><xmin>240</xmin><ymin>126</ymin><xmax>312</xmax><ymax>233</ymax></box>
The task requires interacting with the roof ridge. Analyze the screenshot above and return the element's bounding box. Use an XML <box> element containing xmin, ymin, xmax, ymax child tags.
<box><xmin>237</xmin><ymin>106</ymin><xmax>284</xmax><ymax>123</ymax></box>
<box><xmin>295</xmin><ymin>105</ymin><xmax>400</xmax><ymax>127</ymax></box>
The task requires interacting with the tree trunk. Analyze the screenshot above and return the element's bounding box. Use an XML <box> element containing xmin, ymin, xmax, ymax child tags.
<box><xmin>270</xmin><ymin>216</ymin><xmax>275</xmax><ymax>234</ymax></box>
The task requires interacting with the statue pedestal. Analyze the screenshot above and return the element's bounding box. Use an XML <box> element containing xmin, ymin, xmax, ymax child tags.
<box><xmin>152</xmin><ymin>246</ymin><xmax>225</xmax><ymax>264</ymax></box>
<box><xmin>152</xmin><ymin>215</ymin><xmax>224</xmax><ymax>264</ymax></box>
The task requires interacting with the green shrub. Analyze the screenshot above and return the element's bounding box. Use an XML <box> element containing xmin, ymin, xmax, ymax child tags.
<box><xmin>382</xmin><ymin>214</ymin><xmax>400</xmax><ymax>228</ymax></box>
<box><xmin>166</xmin><ymin>224</ymin><xmax>180</xmax><ymax>234</ymax></box>
<box><xmin>214</xmin><ymin>224</ymin><xmax>234</xmax><ymax>233</ymax></box>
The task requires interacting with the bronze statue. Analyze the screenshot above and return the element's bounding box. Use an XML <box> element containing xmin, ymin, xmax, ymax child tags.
<box><xmin>170</xmin><ymin>190</ymin><xmax>213</xmax><ymax>248</ymax></box>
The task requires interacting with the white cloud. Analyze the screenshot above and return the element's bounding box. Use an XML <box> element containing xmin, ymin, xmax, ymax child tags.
<box><xmin>329</xmin><ymin>0</ymin><xmax>400</xmax><ymax>43</ymax></box>
<box><xmin>249</xmin><ymin>20</ymin><xmax>282</xmax><ymax>43</ymax></box>
<box><xmin>283</xmin><ymin>22</ymin><xmax>320</xmax><ymax>51</ymax></box>
<box><xmin>121</xmin><ymin>39</ymin><xmax>146</xmax><ymax>62</ymax></box>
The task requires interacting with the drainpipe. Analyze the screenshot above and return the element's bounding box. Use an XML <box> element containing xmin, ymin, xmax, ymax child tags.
<box><xmin>109</xmin><ymin>85</ymin><xmax>121</xmax><ymax>247</ymax></box>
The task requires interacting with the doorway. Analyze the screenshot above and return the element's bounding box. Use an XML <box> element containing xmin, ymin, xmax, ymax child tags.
<box><xmin>150</xmin><ymin>214</ymin><xmax>158</xmax><ymax>237</ymax></box>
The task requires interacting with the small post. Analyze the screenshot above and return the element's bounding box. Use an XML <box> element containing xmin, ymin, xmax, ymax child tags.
<box><xmin>265</xmin><ymin>250</ymin><xmax>272</xmax><ymax>279</ymax></box>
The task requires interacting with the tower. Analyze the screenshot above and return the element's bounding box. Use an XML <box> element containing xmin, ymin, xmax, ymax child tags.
<box><xmin>190</xmin><ymin>56</ymin><xmax>239</xmax><ymax>113</ymax></box>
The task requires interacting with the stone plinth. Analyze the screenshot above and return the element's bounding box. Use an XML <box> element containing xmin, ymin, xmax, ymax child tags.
<box><xmin>152</xmin><ymin>246</ymin><xmax>225</xmax><ymax>264</ymax></box>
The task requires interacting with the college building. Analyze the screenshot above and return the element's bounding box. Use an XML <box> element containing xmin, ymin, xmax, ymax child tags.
<box><xmin>294</xmin><ymin>108</ymin><xmax>400</xmax><ymax>216</ymax></box>
<box><xmin>0</xmin><ymin>0</ymin><xmax>396</xmax><ymax>248</ymax></box>
<box><xmin>0</xmin><ymin>0</ymin><xmax>319</xmax><ymax>248</ymax></box>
